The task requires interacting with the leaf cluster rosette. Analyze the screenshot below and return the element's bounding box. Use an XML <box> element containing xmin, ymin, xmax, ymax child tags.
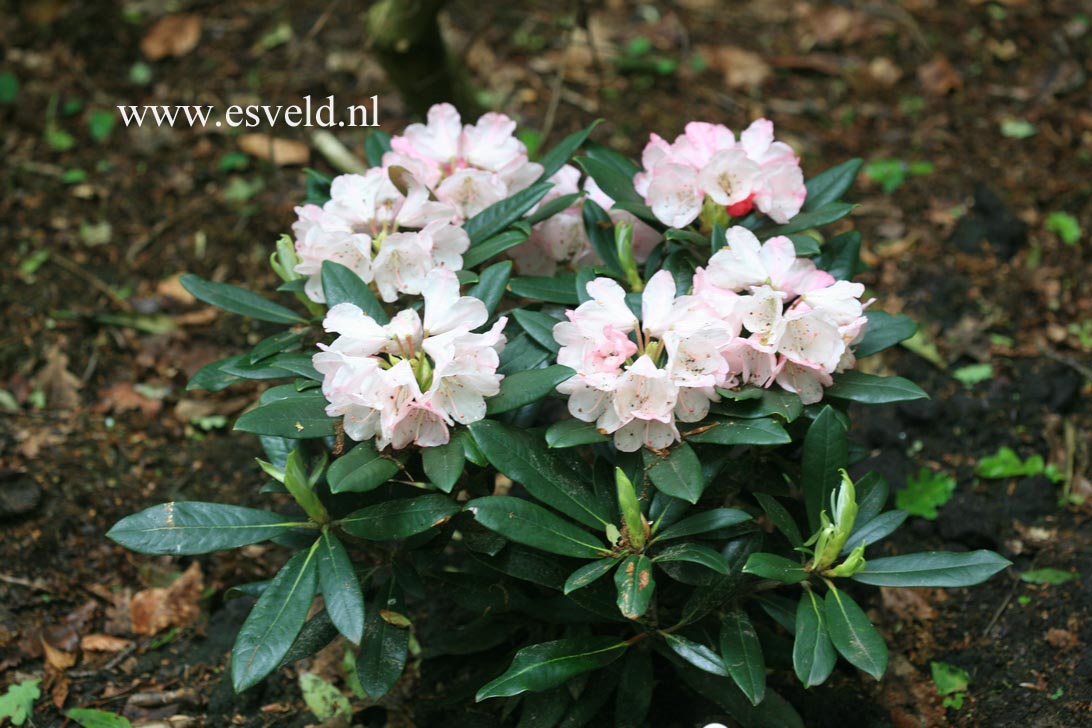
<box><xmin>108</xmin><ymin>108</ymin><xmax>1009</xmax><ymax>726</ymax></box>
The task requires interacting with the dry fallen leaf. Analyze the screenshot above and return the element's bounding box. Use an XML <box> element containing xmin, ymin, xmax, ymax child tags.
<box><xmin>80</xmin><ymin>633</ymin><xmax>132</xmax><ymax>653</ymax></box>
<box><xmin>141</xmin><ymin>14</ymin><xmax>203</xmax><ymax>60</ymax></box>
<box><xmin>918</xmin><ymin>54</ymin><xmax>962</xmax><ymax>96</ymax></box>
<box><xmin>95</xmin><ymin>383</ymin><xmax>164</xmax><ymax>417</ymax></box>
<box><xmin>881</xmin><ymin>587</ymin><xmax>939</xmax><ymax>621</ymax></box>
<box><xmin>157</xmin><ymin>274</ymin><xmax>196</xmax><ymax>305</ymax></box>
<box><xmin>40</xmin><ymin>634</ymin><xmax>77</xmax><ymax>670</ymax></box>
<box><xmin>710</xmin><ymin>46</ymin><xmax>771</xmax><ymax>90</ymax></box>
<box><xmin>130</xmin><ymin>562</ymin><xmax>205</xmax><ymax>636</ymax></box>
<box><xmin>238</xmin><ymin>134</ymin><xmax>310</xmax><ymax>166</ymax></box>
<box><xmin>32</xmin><ymin>345</ymin><xmax>81</xmax><ymax>410</ymax></box>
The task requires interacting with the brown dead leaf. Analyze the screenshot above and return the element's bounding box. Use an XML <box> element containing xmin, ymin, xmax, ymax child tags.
<box><xmin>130</xmin><ymin>562</ymin><xmax>204</xmax><ymax>636</ymax></box>
<box><xmin>1045</xmin><ymin>627</ymin><xmax>1078</xmax><ymax>650</ymax></box>
<box><xmin>157</xmin><ymin>274</ymin><xmax>196</xmax><ymax>305</ymax></box>
<box><xmin>238</xmin><ymin>134</ymin><xmax>310</xmax><ymax>166</ymax></box>
<box><xmin>80</xmin><ymin>633</ymin><xmax>132</xmax><ymax>653</ymax></box>
<box><xmin>141</xmin><ymin>14</ymin><xmax>202</xmax><ymax>60</ymax></box>
<box><xmin>95</xmin><ymin>383</ymin><xmax>164</xmax><ymax>417</ymax></box>
<box><xmin>881</xmin><ymin>587</ymin><xmax>939</xmax><ymax>621</ymax></box>
<box><xmin>41</xmin><ymin>633</ymin><xmax>77</xmax><ymax>670</ymax></box>
<box><xmin>803</xmin><ymin>6</ymin><xmax>860</xmax><ymax>46</ymax></box>
<box><xmin>918</xmin><ymin>55</ymin><xmax>962</xmax><ymax>96</ymax></box>
<box><xmin>173</xmin><ymin>396</ymin><xmax>250</xmax><ymax>424</ymax></box>
<box><xmin>32</xmin><ymin>345</ymin><xmax>81</xmax><ymax>410</ymax></box>
<box><xmin>709</xmin><ymin>46</ymin><xmax>771</xmax><ymax>90</ymax></box>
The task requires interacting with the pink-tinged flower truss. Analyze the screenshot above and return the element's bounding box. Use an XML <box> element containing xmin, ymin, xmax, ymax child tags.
<box><xmin>633</xmin><ymin>119</ymin><xmax>807</xmax><ymax>228</ymax></box>
<box><xmin>694</xmin><ymin>226</ymin><xmax>872</xmax><ymax>404</ymax></box>
<box><xmin>292</xmin><ymin>167</ymin><xmax>467</xmax><ymax>304</ymax></box>
<box><xmin>553</xmin><ymin>271</ymin><xmax>736</xmax><ymax>452</ymax></box>
<box><xmin>383</xmin><ymin>103</ymin><xmax>544</xmax><ymax>222</ymax></box>
<box><xmin>313</xmin><ymin>270</ymin><xmax>506</xmax><ymax>449</ymax></box>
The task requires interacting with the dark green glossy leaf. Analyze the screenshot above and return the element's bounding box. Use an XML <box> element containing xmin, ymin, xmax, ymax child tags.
<box><xmin>463</xmin><ymin>228</ymin><xmax>531</xmax><ymax>268</ymax></box>
<box><xmin>662</xmin><ymin>633</ymin><xmax>726</xmax><ymax>676</ymax></box>
<box><xmin>509</xmin><ymin>275</ymin><xmax>579</xmax><ymax>305</ymax></box>
<box><xmin>652</xmin><ymin>543</ymin><xmax>730</xmax><ymax>574</ymax></box>
<box><xmin>526</xmin><ymin>192</ymin><xmax>583</xmax><ymax>226</ymax></box>
<box><xmin>576</xmin><ymin>156</ymin><xmax>643</xmax><ymax>207</ymax></box>
<box><xmin>582</xmin><ymin>198</ymin><xmax>623</xmax><ymax>275</ymax></box>
<box><xmin>563</xmin><ymin>557</ymin><xmax>618</xmax><ymax>595</ymax></box>
<box><xmin>843</xmin><ymin>510</ymin><xmax>908</xmax><ymax>554</ymax></box>
<box><xmin>824</xmin><ymin>586</ymin><xmax>887</xmax><ymax>680</ymax></box>
<box><xmin>753</xmin><ymin>493</ymin><xmax>803</xmax><ymax>547</ymax></box>
<box><xmin>826</xmin><ymin>372</ymin><xmax>928</xmax><ymax>404</ymax></box>
<box><xmin>855</xmin><ymin>311</ymin><xmax>917</xmax><ymax>357</ymax></box>
<box><xmin>326</xmin><ymin>440</ymin><xmax>401</xmax><ymax>494</ymax></box>
<box><xmin>180</xmin><ymin>274</ymin><xmax>307</xmax><ymax>324</ymax></box>
<box><xmin>340</xmin><ymin>494</ymin><xmax>459</xmax><ymax>540</ymax></box>
<box><xmin>467</xmin><ymin>496</ymin><xmax>606</xmax><ymax>558</ymax></box>
<box><xmin>614</xmin><ymin>554</ymin><xmax>655</xmax><ymax>619</ymax></box>
<box><xmin>851</xmin><ymin>550</ymin><xmax>1011</xmax><ymax>587</ymax></box>
<box><xmin>815</xmin><ymin>230</ymin><xmax>861</xmax><ymax>280</ymax></box>
<box><xmin>487</xmin><ymin>365</ymin><xmax>574</xmax><ymax>415</ymax></box>
<box><xmin>363</xmin><ymin>130</ymin><xmax>391</xmax><ymax>167</ymax></box>
<box><xmin>643</xmin><ymin>443</ymin><xmax>704</xmax><ymax>504</ymax></box>
<box><xmin>720</xmin><ymin>608</ymin><xmax>765</xmax><ymax>705</ymax></box>
<box><xmin>422</xmin><ymin>434</ymin><xmax>466</xmax><ymax>493</ymax></box>
<box><xmin>357</xmin><ymin>581</ymin><xmax>409</xmax><ymax>699</ymax></box>
<box><xmin>467</xmin><ymin>260</ymin><xmax>512</xmax><ymax>315</ymax></box>
<box><xmin>743</xmin><ymin>553</ymin><xmax>808</xmax><ymax>584</ymax></box>
<box><xmin>247</xmin><ymin>329</ymin><xmax>305</xmax><ymax>365</ymax></box>
<box><xmin>187</xmin><ymin>354</ymin><xmax>246</xmax><ymax>391</ymax></box>
<box><xmin>232</xmin><ymin>543</ymin><xmax>319</xmax><ymax>691</ymax></box>
<box><xmin>538</xmin><ymin>120</ymin><xmax>601</xmax><ymax>180</ymax></box>
<box><xmin>854</xmin><ymin>471</ymin><xmax>889</xmax><ymax>525</ymax></box>
<box><xmin>476</xmin><ymin>638</ymin><xmax>627</xmax><ymax>700</ymax></box>
<box><xmin>713</xmin><ymin>389</ymin><xmax>803</xmax><ymax>423</ymax></box>
<box><xmin>317</xmin><ymin>531</ymin><xmax>364</xmax><ymax>644</ymax></box>
<box><xmin>793</xmin><ymin>590</ymin><xmax>836</xmax><ymax>688</ymax></box>
<box><xmin>802</xmin><ymin>406</ymin><xmax>848</xmax><ymax>531</ymax></box>
<box><xmin>234</xmin><ymin>393</ymin><xmax>336</xmax><ymax>439</ymax></box>
<box><xmin>546</xmin><ymin>419</ymin><xmax>608</xmax><ymax>448</ymax></box>
<box><xmin>614</xmin><ymin>649</ymin><xmax>653</xmax><ymax>728</ymax></box>
<box><xmin>758</xmin><ymin>203</ymin><xmax>855</xmax><ymax>239</ymax></box>
<box><xmin>787</xmin><ymin>233</ymin><xmax>821</xmax><ymax>256</ymax></box>
<box><xmin>321</xmin><ymin>260</ymin><xmax>388</xmax><ymax>323</ymax></box>
<box><xmin>653</xmin><ymin>508</ymin><xmax>751</xmax><ymax>542</ymax></box>
<box><xmin>803</xmin><ymin>159</ymin><xmax>862</xmax><ymax>211</ymax></box>
<box><xmin>107</xmin><ymin>502</ymin><xmax>309</xmax><ymax>555</ymax></box>
<box><xmin>511</xmin><ymin>309</ymin><xmax>563</xmax><ymax>353</ymax></box>
<box><xmin>464</xmin><ymin>182</ymin><xmax>553</xmax><ymax>246</ymax></box>
<box><xmin>686</xmin><ymin>417</ymin><xmax>791</xmax><ymax>446</ymax></box>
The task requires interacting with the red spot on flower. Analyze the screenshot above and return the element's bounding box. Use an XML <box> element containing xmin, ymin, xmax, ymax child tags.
<box><xmin>726</xmin><ymin>194</ymin><xmax>755</xmax><ymax>218</ymax></box>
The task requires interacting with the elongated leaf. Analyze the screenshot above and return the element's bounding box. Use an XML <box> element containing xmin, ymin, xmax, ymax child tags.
<box><xmin>107</xmin><ymin>502</ymin><xmax>308</xmax><ymax>555</ymax></box>
<box><xmin>815</xmin><ymin>230</ymin><xmax>861</xmax><ymax>280</ymax></box>
<box><xmin>855</xmin><ymin>311</ymin><xmax>917</xmax><ymax>357</ymax></box>
<box><xmin>644</xmin><ymin>443</ymin><xmax>704</xmax><ymax>504</ymax></box>
<box><xmin>803</xmin><ymin>159</ymin><xmax>863</xmax><ymax>211</ymax></box>
<box><xmin>320</xmin><ymin>261</ymin><xmax>388</xmax><ymax>323</ymax></box>
<box><xmin>826</xmin><ymin>372</ymin><xmax>928</xmax><ymax>404</ymax></box>
<box><xmin>663</xmin><ymin>633</ymin><xmax>727</xmax><ymax>676</ymax></box>
<box><xmin>247</xmin><ymin>330</ymin><xmax>306</xmax><ymax>365</ymax></box>
<box><xmin>538</xmin><ymin>121</ymin><xmax>601</xmax><ymax>180</ymax></box>
<box><xmin>180</xmin><ymin>274</ymin><xmax>307</xmax><ymax>324</ymax></box>
<box><xmin>674</xmin><ymin>660</ymin><xmax>805</xmax><ymax>728</ymax></box>
<box><xmin>713</xmin><ymin>390</ymin><xmax>804</xmax><ymax>423</ymax></box>
<box><xmin>467</xmin><ymin>260</ymin><xmax>512</xmax><ymax>315</ymax></box>
<box><xmin>477</xmin><ymin>638</ymin><xmax>627</xmax><ymax>700</ymax></box>
<box><xmin>511</xmin><ymin>309</ymin><xmax>563</xmax><ymax>353</ymax></box>
<box><xmin>546</xmin><ymin>419</ymin><xmax>608</xmax><ymax>448</ymax></box>
<box><xmin>753</xmin><ymin>493</ymin><xmax>803</xmax><ymax>547</ymax></box>
<box><xmin>652</xmin><ymin>543</ymin><xmax>730</xmax><ymax>574</ymax></box>
<box><xmin>854</xmin><ymin>471</ymin><xmax>889</xmax><ymax>525</ymax></box>
<box><xmin>464</xmin><ymin>182</ymin><xmax>553</xmax><ymax>245</ymax></box>
<box><xmin>467</xmin><ymin>496</ymin><xmax>606</xmax><ymax>558</ymax></box>
<box><xmin>317</xmin><ymin>532</ymin><xmax>364</xmax><ymax>644</ymax></box>
<box><xmin>787</xmin><ymin>233</ymin><xmax>821</xmax><ymax>256</ymax></box>
<box><xmin>499</xmin><ymin>333</ymin><xmax>550</xmax><ymax>376</ymax></box>
<box><xmin>326</xmin><ymin>441</ymin><xmax>401</xmax><ymax>494</ymax></box>
<box><xmin>518</xmin><ymin>687</ymin><xmax>570</xmax><ymax>728</ymax></box>
<box><xmin>824</xmin><ymin>587</ymin><xmax>887</xmax><ymax>680</ymax></box>
<box><xmin>187</xmin><ymin>354</ymin><xmax>247</xmax><ymax>391</ymax></box>
<box><xmin>340</xmin><ymin>495</ymin><xmax>459</xmax><ymax>540</ymax></box>
<box><xmin>844</xmin><ymin>510</ymin><xmax>908</xmax><ymax>554</ymax></box>
<box><xmin>793</xmin><ymin>590</ymin><xmax>836</xmax><ymax>688</ymax></box>
<box><xmin>802</xmin><ymin>406</ymin><xmax>848</xmax><ymax>530</ymax></box>
<box><xmin>463</xmin><ymin>228</ymin><xmax>530</xmax><ymax>268</ymax></box>
<box><xmin>720</xmin><ymin>609</ymin><xmax>765</xmax><ymax>706</ymax></box>
<box><xmin>563</xmin><ymin>557</ymin><xmax>618</xmax><ymax>595</ymax></box>
<box><xmin>422</xmin><ymin>435</ymin><xmax>465</xmax><ymax>493</ymax></box>
<box><xmin>357</xmin><ymin>581</ymin><xmax>409</xmax><ymax>699</ymax></box>
<box><xmin>758</xmin><ymin>203</ymin><xmax>855</xmax><ymax>239</ymax></box>
<box><xmin>615</xmin><ymin>649</ymin><xmax>653</xmax><ymax>728</ymax></box>
<box><xmin>232</xmin><ymin>544</ymin><xmax>319</xmax><ymax>691</ymax></box>
<box><xmin>526</xmin><ymin>192</ymin><xmax>583</xmax><ymax>226</ymax></box>
<box><xmin>686</xmin><ymin>417</ymin><xmax>791</xmax><ymax>446</ymax></box>
<box><xmin>469</xmin><ymin>420</ymin><xmax>610</xmax><ymax>528</ymax></box>
<box><xmin>743</xmin><ymin>553</ymin><xmax>808</xmax><ymax>584</ymax></box>
<box><xmin>614</xmin><ymin>554</ymin><xmax>655</xmax><ymax>620</ymax></box>
<box><xmin>851</xmin><ymin>550</ymin><xmax>1011</xmax><ymax>588</ymax></box>
<box><xmin>234</xmin><ymin>393</ymin><xmax>336</xmax><ymax>439</ymax></box>
<box><xmin>576</xmin><ymin>156</ymin><xmax>643</xmax><ymax>207</ymax></box>
<box><xmin>486</xmin><ymin>365</ymin><xmax>573</xmax><ymax>415</ymax></box>
<box><xmin>363</xmin><ymin>130</ymin><xmax>391</xmax><ymax>167</ymax></box>
<box><xmin>582</xmin><ymin>198</ymin><xmax>623</xmax><ymax>274</ymax></box>
<box><xmin>509</xmin><ymin>275</ymin><xmax>579</xmax><ymax>305</ymax></box>
<box><xmin>653</xmin><ymin>509</ymin><xmax>751</xmax><ymax>542</ymax></box>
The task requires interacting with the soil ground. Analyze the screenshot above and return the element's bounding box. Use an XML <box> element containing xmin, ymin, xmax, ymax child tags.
<box><xmin>1</xmin><ymin>1</ymin><xmax>1090</xmax><ymax>726</ymax></box>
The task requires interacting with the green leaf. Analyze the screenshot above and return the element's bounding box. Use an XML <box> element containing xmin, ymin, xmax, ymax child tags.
<box><xmin>714</xmin><ymin>388</ymin><xmax>804</xmax><ymax>423</ymax></box>
<box><xmin>180</xmin><ymin>274</ymin><xmax>307</xmax><ymax>324</ymax></box>
<box><xmin>952</xmin><ymin>363</ymin><xmax>994</xmax><ymax>387</ymax></box>
<box><xmin>476</xmin><ymin>638</ymin><xmax>628</xmax><ymax>701</ymax></box>
<box><xmin>815</xmin><ymin>230</ymin><xmax>861</xmax><ymax>280</ymax></box>
<box><xmin>614</xmin><ymin>554</ymin><xmax>655</xmax><ymax>619</ymax></box>
<box><xmin>66</xmin><ymin>708</ymin><xmax>132</xmax><ymax>728</ymax></box>
<box><xmin>576</xmin><ymin>156</ymin><xmax>643</xmax><ymax>208</ymax></box>
<box><xmin>685</xmin><ymin>417</ymin><xmax>791</xmax><ymax>446</ymax></box>
<box><xmin>546</xmin><ymin>419</ymin><xmax>608</xmax><ymax>448</ymax></box>
<box><xmin>615</xmin><ymin>649</ymin><xmax>653</xmax><ymax>728</ymax></box>
<box><xmin>486</xmin><ymin>365</ymin><xmax>574</xmax><ymax>415</ymax></box>
<box><xmin>844</xmin><ymin>510</ymin><xmax>907</xmax><ymax>553</ymax></box>
<box><xmin>357</xmin><ymin>581</ymin><xmax>410</xmax><ymax>699</ymax></box>
<box><xmin>851</xmin><ymin>550</ymin><xmax>1011</xmax><ymax>587</ymax></box>
<box><xmin>422</xmin><ymin>435</ymin><xmax>466</xmax><ymax>493</ymax></box>
<box><xmin>743</xmin><ymin>553</ymin><xmax>808</xmax><ymax>584</ymax></box>
<box><xmin>299</xmin><ymin>672</ymin><xmax>352</xmax><ymax>723</ymax></box>
<box><xmin>930</xmin><ymin>661</ymin><xmax>970</xmax><ymax>695</ymax></box>
<box><xmin>643</xmin><ymin>443</ymin><xmax>704</xmax><ymax>504</ymax></box>
<box><xmin>526</xmin><ymin>192</ymin><xmax>583</xmax><ymax>226</ymax></box>
<box><xmin>232</xmin><ymin>544</ymin><xmax>320</xmax><ymax>691</ymax></box>
<box><xmin>582</xmin><ymin>198</ymin><xmax>624</xmax><ymax>275</ymax></box>
<box><xmin>511</xmin><ymin>308</ymin><xmax>563</xmax><ymax>353</ymax></box>
<box><xmin>654</xmin><ymin>509</ymin><xmax>751</xmax><ymax>541</ymax></box>
<box><xmin>467</xmin><ymin>496</ymin><xmax>606</xmax><ymax>558</ymax></box>
<box><xmin>463</xmin><ymin>228</ymin><xmax>531</xmax><ymax>268</ymax></box>
<box><xmin>464</xmin><ymin>182</ymin><xmax>553</xmax><ymax>245</ymax></box>
<box><xmin>824</xmin><ymin>586</ymin><xmax>887</xmax><ymax>680</ymax></box>
<box><xmin>758</xmin><ymin>203</ymin><xmax>855</xmax><ymax>239</ymax></box>
<box><xmin>615</xmin><ymin>468</ymin><xmax>647</xmax><ymax>550</ymax></box>
<box><xmin>321</xmin><ymin>260</ymin><xmax>388</xmax><ymax>323</ymax></box>
<box><xmin>895</xmin><ymin>467</ymin><xmax>956</xmax><ymax>520</ymax></box>
<box><xmin>0</xmin><ymin>72</ymin><xmax>18</xmax><ymax>105</ymax></box>
<box><xmin>652</xmin><ymin>543</ymin><xmax>730</xmax><ymax>574</ymax></box>
<box><xmin>720</xmin><ymin>608</ymin><xmax>766</xmax><ymax>706</ymax></box>
<box><xmin>234</xmin><ymin>393</ymin><xmax>336</xmax><ymax>439</ymax></box>
<box><xmin>753</xmin><ymin>493</ymin><xmax>803</xmax><ymax>547</ymax></box>
<box><xmin>856</xmin><ymin>311</ymin><xmax>917</xmax><ymax>357</ymax></box>
<box><xmin>364</xmin><ymin>130</ymin><xmax>392</xmax><ymax>167</ymax></box>
<box><xmin>855</xmin><ymin>471</ymin><xmax>889</xmax><ymax>525</ymax></box>
<box><xmin>538</xmin><ymin>120</ymin><xmax>601</xmax><ymax>180</ymax></box>
<box><xmin>317</xmin><ymin>532</ymin><xmax>365</xmax><ymax>644</ymax></box>
<box><xmin>1045</xmin><ymin>211</ymin><xmax>1081</xmax><ymax>246</ymax></box>
<box><xmin>469</xmin><ymin>420</ymin><xmax>610</xmax><ymax>528</ymax></box>
<box><xmin>509</xmin><ymin>275</ymin><xmax>580</xmax><ymax>305</ymax></box>
<box><xmin>826</xmin><ymin>372</ymin><xmax>928</xmax><ymax>404</ymax></box>
<box><xmin>662</xmin><ymin>633</ymin><xmax>727</xmax><ymax>676</ymax></box>
<box><xmin>88</xmin><ymin>109</ymin><xmax>117</xmax><ymax>143</ymax></box>
<box><xmin>793</xmin><ymin>590</ymin><xmax>836</xmax><ymax>688</ymax></box>
<box><xmin>787</xmin><ymin>233</ymin><xmax>821</xmax><ymax>256</ymax></box>
<box><xmin>803</xmin><ymin>159</ymin><xmax>863</xmax><ymax>211</ymax></box>
<box><xmin>247</xmin><ymin>330</ymin><xmax>306</xmax><ymax>365</ymax></box>
<box><xmin>802</xmin><ymin>406</ymin><xmax>849</xmax><ymax>531</ymax></box>
<box><xmin>468</xmin><ymin>260</ymin><xmax>513</xmax><ymax>315</ymax></box>
<box><xmin>1020</xmin><ymin>567</ymin><xmax>1078</xmax><ymax>585</ymax></box>
<box><xmin>563</xmin><ymin>557</ymin><xmax>618</xmax><ymax>594</ymax></box>
<box><xmin>340</xmin><ymin>494</ymin><xmax>459</xmax><ymax>540</ymax></box>
<box><xmin>326</xmin><ymin>440</ymin><xmax>401</xmax><ymax>493</ymax></box>
<box><xmin>0</xmin><ymin>679</ymin><xmax>40</xmax><ymax>726</ymax></box>
<box><xmin>107</xmin><ymin>502</ymin><xmax>308</xmax><ymax>555</ymax></box>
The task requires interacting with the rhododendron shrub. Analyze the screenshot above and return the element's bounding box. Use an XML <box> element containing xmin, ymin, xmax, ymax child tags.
<box><xmin>109</xmin><ymin>109</ymin><xmax>1009</xmax><ymax>727</ymax></box>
